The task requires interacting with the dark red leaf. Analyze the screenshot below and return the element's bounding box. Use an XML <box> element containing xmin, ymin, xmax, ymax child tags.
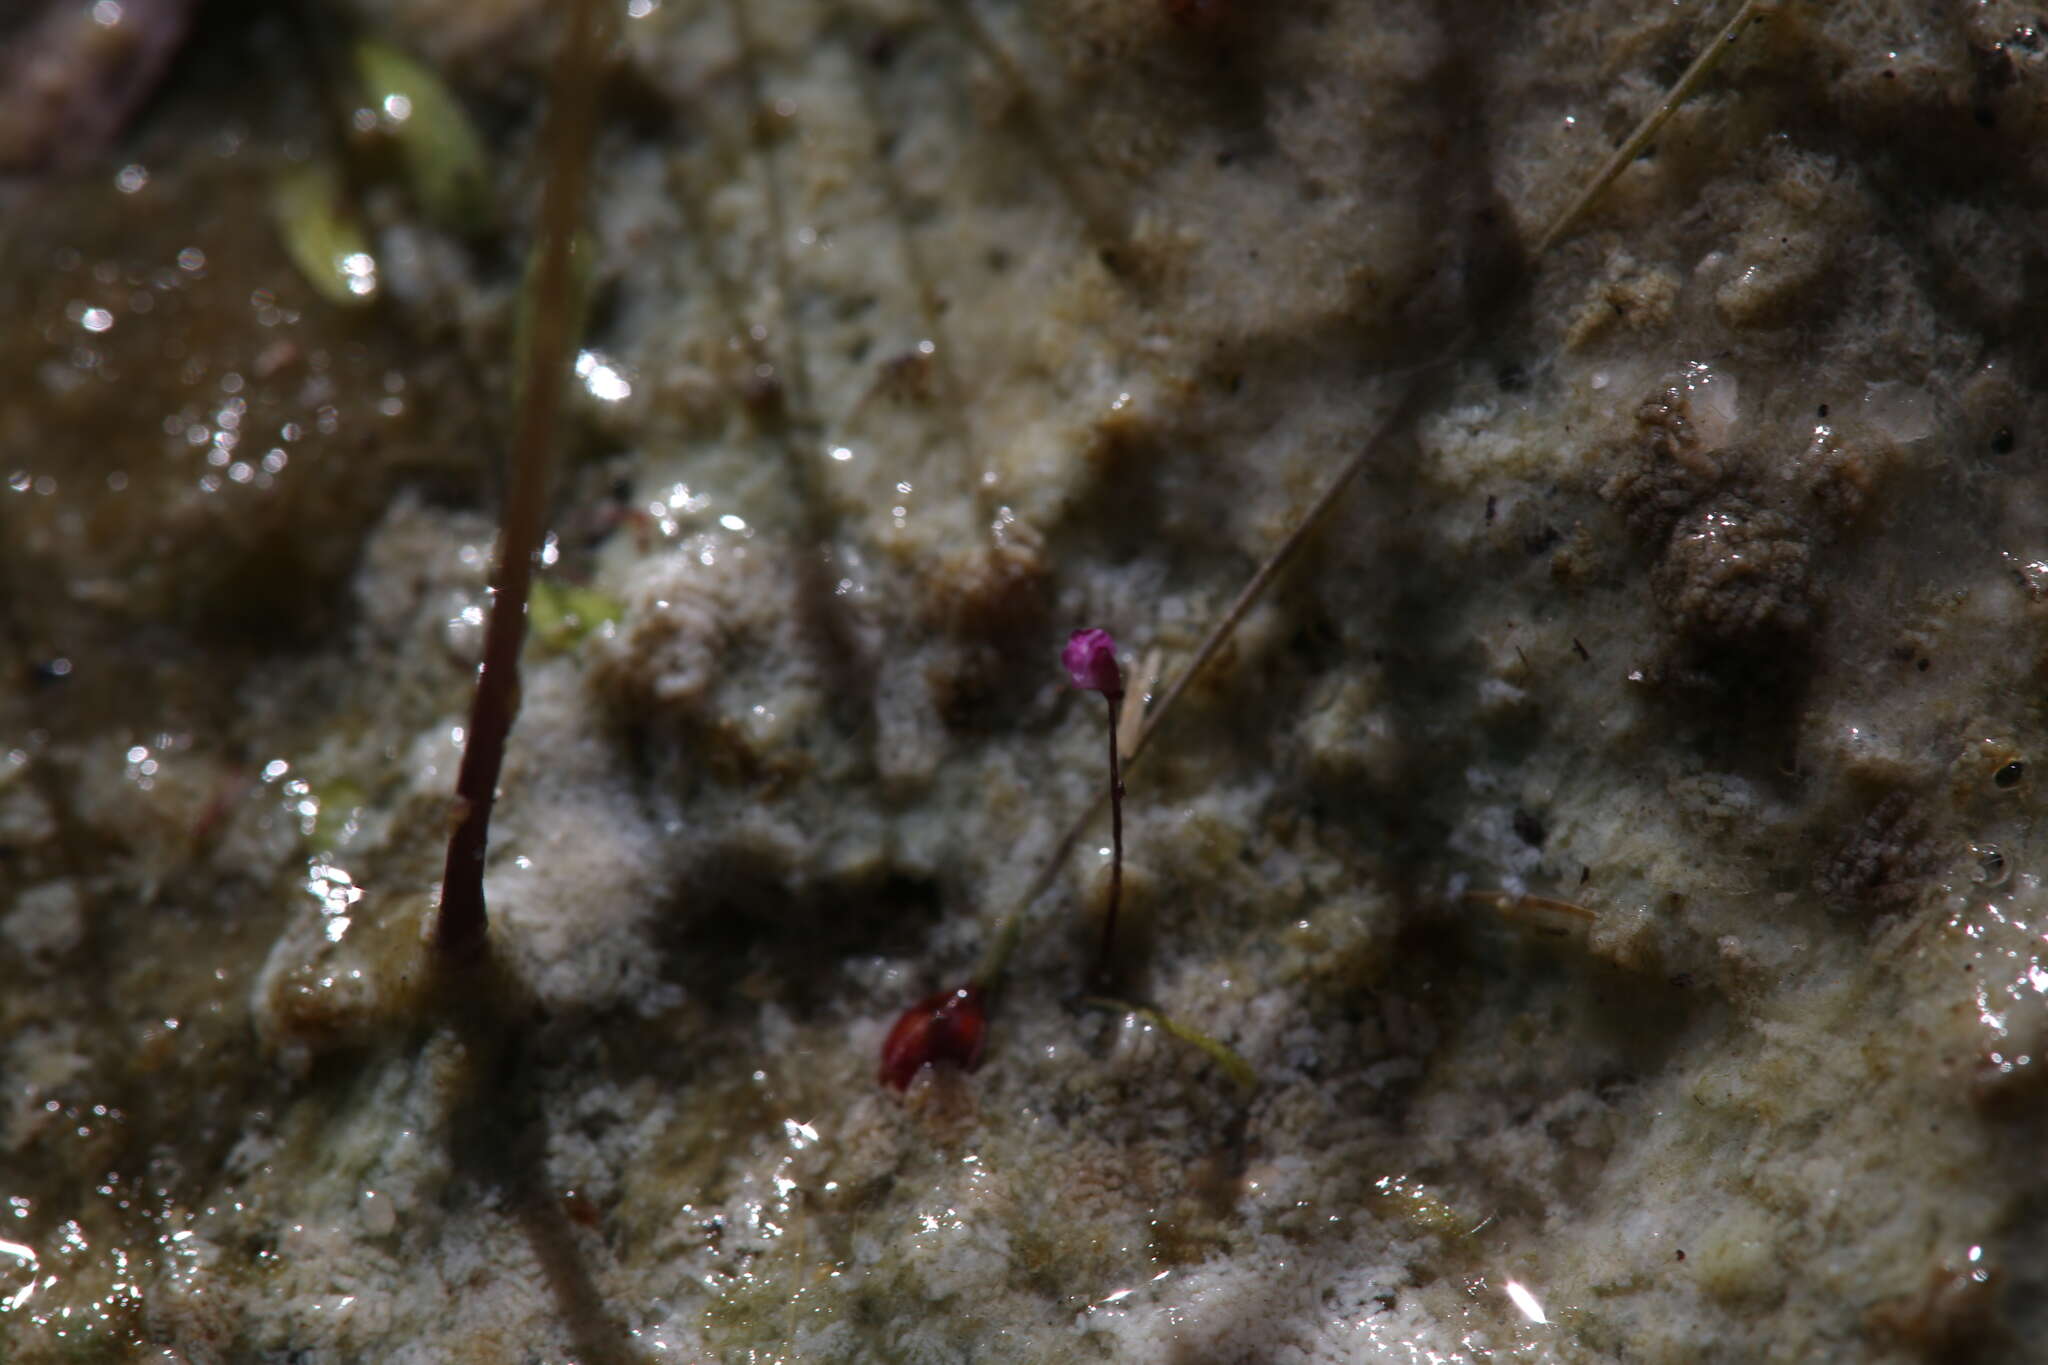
<box><xmin>879</xmin><ymin>985</ymin><xmax>987</xmax><ymax>1091</ymax></box>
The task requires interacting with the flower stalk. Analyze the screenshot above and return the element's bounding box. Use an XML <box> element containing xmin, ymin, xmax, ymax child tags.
<box><xmin>1062</xmin><ymin>627</ymin><xmax>1126</xmax><ymax>978</ymax></box>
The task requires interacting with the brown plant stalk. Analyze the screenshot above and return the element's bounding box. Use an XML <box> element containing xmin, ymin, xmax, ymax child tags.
<box><xmin>434</xmin><ymin>0</ymin><xmax>610</xmax><ymax>962</ymax></box>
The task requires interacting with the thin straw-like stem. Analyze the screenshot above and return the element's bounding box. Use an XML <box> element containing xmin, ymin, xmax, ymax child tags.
<box><xmin>434</xmin><ymin>0</ymin><xmax>608</xmax><ymax>962</ymax></box>
<box><xmin>1535</xmin><ymin>0</ymin><xmax>1769</xmax><ymax>256</ymax></box>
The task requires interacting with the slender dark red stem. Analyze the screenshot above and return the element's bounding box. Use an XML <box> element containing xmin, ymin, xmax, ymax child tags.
<box><xmin>1097</xmin><ymin>689</ymin><xmax>1125</xmax><ymax>976</ymax></box>
<box><xmin>434</xmin><ymin>0</ymin><xmax>607</xmax><ymax>962</ymax></box>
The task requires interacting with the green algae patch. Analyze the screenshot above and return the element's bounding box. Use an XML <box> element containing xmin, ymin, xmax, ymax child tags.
<box><xmin>529</xmin><ymin>577</ymin><xmax>623</xmax><ymax>654</ymax></box>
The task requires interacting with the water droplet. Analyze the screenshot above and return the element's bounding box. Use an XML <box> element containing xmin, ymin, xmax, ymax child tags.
<box><xmin>1972</xmin><ymin>843</ymin><xmax>2010</xmax><ymax>888</ymax></box>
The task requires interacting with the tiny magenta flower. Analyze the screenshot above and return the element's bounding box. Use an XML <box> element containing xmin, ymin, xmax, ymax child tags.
<box><xmin>1062</xmin><ymin>628</ymin><xmax>1124</xmax><ymax>697</ymax></box>
<box><xmin>878</xmin><ymin>984</ymin><xmax>988</xmax><ymax>1091</ymax></box>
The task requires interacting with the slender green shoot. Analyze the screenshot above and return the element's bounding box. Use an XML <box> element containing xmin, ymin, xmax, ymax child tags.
<box><xmin>1080</xmin><ymin>996</ymin><xmax>1259</xmax><ymax>1092</ymax></box>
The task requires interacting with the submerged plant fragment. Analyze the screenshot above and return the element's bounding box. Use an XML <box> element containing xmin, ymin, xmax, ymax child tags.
<box><xmin>351</xmin><ymin>37</ymin><xmax>494</xmax><ymax>234</ymax></box>
<box><xmin>271</xmin><ymin>160</ymin><xmax>379</xmax><ymax>306</ymax></box>
<box><xmin>1080</xmin><ymin>996</ymin><xmax>1258</xmax><ymax>1091</ymax></box>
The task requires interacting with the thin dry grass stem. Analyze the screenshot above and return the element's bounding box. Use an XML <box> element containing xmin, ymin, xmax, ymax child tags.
<box><xmin>1535</xmin><ymin>0</ymin><xmax>1771</xmax><ymax>256</ymax></box>
<box><xmin>1115</xmin><ymin>647</ymin><xmax>1162</xmax><ymax>761</ymax></box>
<box><xmin>1464</xmin><ymin>888</ymin><xmax>1599</xmax><ymax>936</ymax></box>
<box><xmin>1126</xmin><ymin>417</ymin><xmax>1399</xmax><ymax>769</ymax></box>
<box><xmin>434</xmin><ymin>0</ymin><xmax>609</xmax><ymax>963</ymax></box>
<box><xmin>1126</xmin><ymin>350</ymin><xmax>1458</xmax><ymax>773</ymax></box>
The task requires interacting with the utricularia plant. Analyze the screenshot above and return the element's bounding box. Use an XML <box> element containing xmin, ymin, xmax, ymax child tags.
<box><xmin>877</xmin><ymin>627</ymin><xmax>1128</xmax><ymax>1090</ymax></box>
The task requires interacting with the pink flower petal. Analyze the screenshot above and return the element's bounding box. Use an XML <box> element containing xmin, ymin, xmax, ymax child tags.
<box><xmin>1062</xmin><ymin>627</ymin><xmax>1123</xmax><ymax>695</ymax></box>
